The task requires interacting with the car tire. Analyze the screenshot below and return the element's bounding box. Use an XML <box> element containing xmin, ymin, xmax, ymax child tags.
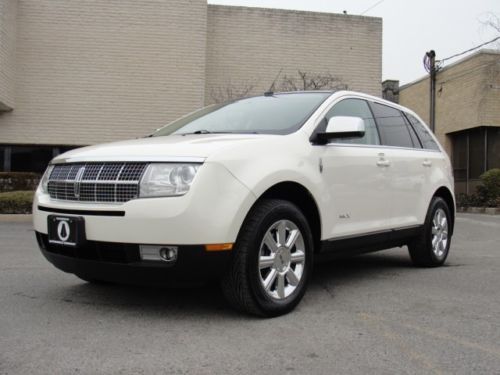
<box><xmin>408</xmin><ymin>196</ymin><xmax>452</xmax><ymax>267</ymax></box>
<box><xmin>221</xmin><ymin>199</ymin><xmax>314</xmax><ymax>317</ymax></box>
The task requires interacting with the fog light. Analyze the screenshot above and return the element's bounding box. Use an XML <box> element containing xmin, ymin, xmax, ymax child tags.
<box><xmin>140</xmin><ymin>245</ymin><xmax>178</xmax><ymax>262</ymax></box>
<box><xmin>159</xmin><ymin>247</ymin><xmax>178</xmax><ymax>262</ymax></box>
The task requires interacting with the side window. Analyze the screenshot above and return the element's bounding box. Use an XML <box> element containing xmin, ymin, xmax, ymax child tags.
<box><xmin>406</xmin><ymin>113</ymin><xmax>440</xmax><ymax>151</ymax></box>
<box><xmin>325</xmin><ymin>99</ymin><xmax>380</xmax><ymax>145</ymax></box>
<box><xmin>371</xmin><ymin>103</ymin><xmax>413</xmax><ymax>148</ymax></box>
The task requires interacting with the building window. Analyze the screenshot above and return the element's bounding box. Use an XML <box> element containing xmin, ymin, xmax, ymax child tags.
<box><xmin>487</xmin><ymin>127</ymin><xmax>500</xmax><ymax>171</ymax></box>
<box><xmin>451</xmin><ymin>132</ymin><xmax>467</xmax><ymax>181</ymax></box>
<box><xmin>468</xmin><ymin>128</ymin><xmax>485</xmax><ymax>179</ymax></box>
<box><xmin>10</xmin><ymin>146</ymin><xmax>54</xmax><ymax>173</ymax></box>
<box><xmin>0</xmin><ymin>147</ymin><xmax>5</xmax><ymax>171</ymax></box>
<box><xmin>450</xmin><ymin>126</ymin><xmax>500</xmax><ymax>183</ymax></box>
<box><xmin>0</xmin><ymin>145</ymin><xmax>80</xmax><ymax>173</ymax></box>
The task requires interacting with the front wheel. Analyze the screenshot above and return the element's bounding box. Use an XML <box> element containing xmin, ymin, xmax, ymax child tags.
<box><xmin>221</xmin><ymin>199</ymin><xmax>314</xmax><ymax>317</ymax></box>
<box><xmin>408</xmin><ymin>196</ymin><xmax>452</xmax><ymax>267</ymax></box>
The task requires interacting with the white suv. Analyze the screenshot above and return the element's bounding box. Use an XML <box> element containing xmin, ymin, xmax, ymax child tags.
<box><xmin>34</xmin><ymin>91</ymin><xmax>455</xmax><ymax>316</ymax></box>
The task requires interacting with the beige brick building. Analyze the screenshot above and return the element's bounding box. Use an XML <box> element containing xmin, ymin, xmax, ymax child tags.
<box><xmin>399</xmin><ymin>50</ymin><xmax>500</xmax><ymax>194</ymax></box>
<box><xmin>0</xmin><ymin>0</ymin><xmax>16</xmax><ymax>112</ymax></box>
<box><xmin>205</xmin><ymin>5</ymin><xmax>381</xmax><ymax>104</ymax></box>
<box><xmin>0</xmin><ymin>0</ymin><xmax>382</xmax><ymax>173</ymax></box>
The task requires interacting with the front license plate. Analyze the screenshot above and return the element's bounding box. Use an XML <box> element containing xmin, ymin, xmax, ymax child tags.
<box><xmin>47</xmin><ymin>215</ymin><xmax>86</xmax><ymax>247</ymax></box>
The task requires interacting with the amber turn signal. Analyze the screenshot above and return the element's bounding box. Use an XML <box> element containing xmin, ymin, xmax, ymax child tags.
<box><xmin>205</xmin><ymin>243</ymin><xmax>234</xmax><ymax>251</ymax></box>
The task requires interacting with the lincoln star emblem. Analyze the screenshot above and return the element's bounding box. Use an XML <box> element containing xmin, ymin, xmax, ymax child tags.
<box><xmin>57</xmin><ymin>220</ymin><xmax>70</xmax><ymax>242</ymax></box>
<box><xmin>74</xmin><ymin>166</ymin><xmax>86</xmax><ymax>199</ymax></box>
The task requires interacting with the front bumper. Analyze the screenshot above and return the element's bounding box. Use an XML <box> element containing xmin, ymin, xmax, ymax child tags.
<box><xmin>36</xmin><ymin>232</ymin><xmax>232</xmax><ymax>285</ymax></box>
<box><xmin>33</xmin><ymin>162</ymin><xmax>256</xmax><ymax>245</ymax></box>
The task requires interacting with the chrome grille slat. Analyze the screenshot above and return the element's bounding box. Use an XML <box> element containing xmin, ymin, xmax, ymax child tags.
<box><xmin>94</xmin><ymin>164</ymin><xmax>104</xmax><ymax>202</ymax></box>
<box><xmin>114</xmin><ymin>164</ymin><xmax>126</xmax><ymax>203</ymax></box>
<box><xmin>48</xmin><ymin>162</ymin><xmax>147</xmax><ymax>203</ymax></box>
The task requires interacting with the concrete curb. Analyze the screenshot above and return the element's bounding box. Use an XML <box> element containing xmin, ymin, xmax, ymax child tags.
<box><xmin>457</xmin><ymin>207</ymin><xmax>500</xmax><ymax>215</ymax></box>
<box><xmin>0</xmin><ymin>214</ymin><xmax>32</xmax><ymax>222</ymax></box>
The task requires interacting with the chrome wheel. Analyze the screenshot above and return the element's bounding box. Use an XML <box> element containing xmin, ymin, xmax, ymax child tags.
<box><xmin>431</xmin><ymin>208</ymin><xmax>448</xmax><ymax>258</ymax></box>
<box><xmin>258</xmin><ymin>220</ymin><xmax>306</xmax><ymax>300</ymax></box>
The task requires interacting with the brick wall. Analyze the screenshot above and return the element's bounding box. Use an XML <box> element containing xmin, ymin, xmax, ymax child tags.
<box><xmin>206</xmin><ymin>5</ymin><xmax>382</xmax><ymax>104</ymax></box>
<box><xmin>0</xmin><ymin>0</ymin><xmax>16</xmax><ymax>111</ymax></box>
<box><xmin>480</xmin><ymin>56</ymin><xmax>500</xmax><ymax>127</ymax></box>
<box><xmin>0</xmin><ymin>2</ymin><xmax>382</xmax><ymax>146</ymax></box>
<box><xmin>0</xmin><ymin>0</ymin><xmax>207</xmax><ymax>145</ymax></box>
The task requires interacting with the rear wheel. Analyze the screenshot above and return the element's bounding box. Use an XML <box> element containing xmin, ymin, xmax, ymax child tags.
<box><xmin>408</xmin><ymin>197</ymin><xmax>452</xmax><ymax>267</ymax></box>
<box><xmin>221</xmin><ymin>199</ymin><xmax>313</xmax><ymax>317</ymax></box>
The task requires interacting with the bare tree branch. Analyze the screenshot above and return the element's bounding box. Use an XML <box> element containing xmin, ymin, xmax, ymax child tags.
<box><xmin>277</xmin><ymin>71</ymin><xmax>348</xmax><ymax>92</ymax></box>
<box><xmin>480</xmin><ymin>12</ymin><xmax>500</xmax><ymax>49</ymax></box>
<box><xmin>483</xmin><ymin>13</ymin><xmax>500</xmax><ymax>33</ymax></box>
<box><xmin>210</xmin><ymin>83</ymin><xmax>255</xmax><ymax>104</ymax></box>
<box><xmin>210</xmin><ymin>70</ymin><xmax>348</xmax><ymax>104</ymax></box>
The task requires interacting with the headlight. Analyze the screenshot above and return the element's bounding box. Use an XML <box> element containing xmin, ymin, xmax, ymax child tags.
<box><xmin>39</xmin><ymin>165</ymin><xmax>54</xmax><ymax>193</ymax></box>
<box><xmin>139</xmin><ymin>163</ymin><xmax>200</xmax><ymax>197</ymax></box>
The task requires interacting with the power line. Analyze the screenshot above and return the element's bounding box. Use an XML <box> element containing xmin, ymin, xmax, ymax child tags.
<box><xmin>438</xmin><ymin>36</ymin><xmax>500</xmax><ymax>65</ymax></box>
<box><xmin>360</xmin><ymin>0</ymin><xmax>385</xmax><ymax>15</ymax></box>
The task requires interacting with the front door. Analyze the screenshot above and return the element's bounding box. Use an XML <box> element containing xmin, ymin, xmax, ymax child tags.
<box><xmin>315</xmin><ymin>98</ymin><xmax>395</xmax><ymax>239</ymax></box>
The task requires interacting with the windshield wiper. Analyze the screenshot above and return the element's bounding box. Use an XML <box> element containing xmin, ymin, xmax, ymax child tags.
<box><xmin>180</xmin><ymin>130</ymin><xmax>234</xmax><ymax>136</ymax></box>
<box><xmin>179</xmin><ymin>130</ymin><xmax>260</xmax><ymax>136</ymax></box>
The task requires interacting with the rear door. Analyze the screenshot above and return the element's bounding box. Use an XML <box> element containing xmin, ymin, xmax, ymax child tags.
<box><xmin>369</xmin><ymin>102</ymin><xmax>426</xmax><ymax>228</ymax></box>
<box><xmin>404</xmin><ymin>113</ymin><xmax>445</xmax><ymax>220</ymax></box>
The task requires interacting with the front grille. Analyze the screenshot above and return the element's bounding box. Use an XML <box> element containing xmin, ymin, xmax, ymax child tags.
<box><xmin>48</xmin><ymin>162</ymin><xmax>148</xmax><ymax>203</ymax></box>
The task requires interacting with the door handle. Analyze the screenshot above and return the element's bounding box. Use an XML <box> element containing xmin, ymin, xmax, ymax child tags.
<box><xmin>377</xmin><ymin>152</ymin><xmax>390</xmax><ymax>167</ymax></box>
<box><xmin>422</xmin><ymin>160</ymin><xmax>432</xmax><ymax>167</ymax></box>
<box><xmin>376</xmin><ymin>159</ymin><xmax>391</xmax><ymax>167</ymax></box>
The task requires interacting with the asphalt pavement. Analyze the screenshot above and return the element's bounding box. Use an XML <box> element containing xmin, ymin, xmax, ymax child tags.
<box><xmin>0</xmin><ymin>213</ymin><xmax>499</xmax><ymax>374</ymax></box>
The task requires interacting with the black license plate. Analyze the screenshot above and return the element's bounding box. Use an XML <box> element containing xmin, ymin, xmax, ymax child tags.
<box><xmin>48</xmin><ymin>216</ymin><xmax>86</xmax><ymax>247</ymax></box>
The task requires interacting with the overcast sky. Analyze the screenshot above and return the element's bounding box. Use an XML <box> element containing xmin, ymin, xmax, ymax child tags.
<box><xmin>208</xmin><ymin>0</ymin><xmax>500</xmax><ymax>84</ymax></box>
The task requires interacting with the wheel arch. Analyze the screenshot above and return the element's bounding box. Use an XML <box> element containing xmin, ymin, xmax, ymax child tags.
<box><xmin>432</xmin><ymin>186</ymin><xmax>455</xmax><ymax>235</ymax></box>
<box><xmin>246</xmin><ymin>181</ymin><xmax>322</xmax><ymax>253</ymax></box>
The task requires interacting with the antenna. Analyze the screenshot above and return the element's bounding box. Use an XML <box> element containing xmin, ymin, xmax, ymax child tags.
<box><xmin>265</xmin><ymin>68</ymin><xmax>283</xmax><ymax>96</ymax></box>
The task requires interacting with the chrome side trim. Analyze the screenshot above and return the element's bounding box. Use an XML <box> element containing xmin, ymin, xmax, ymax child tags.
<box><xmin>324</xmin><ymin>143</ymin><xmax>442</xmax><ymax>153</ymax></box>
<box><xmin>326</xmin><ymin>224</ymin><xmax>422</xmax><ymax>242</ymax></box>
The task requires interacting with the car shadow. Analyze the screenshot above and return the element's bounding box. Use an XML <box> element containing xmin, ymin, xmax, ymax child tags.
<box><xmin>313</xmin><ymin>250</ymin><xmax>413</xmax><ymax>284</ymax></box>
<box><xmin>52</xmin><ymin>250</ymin><xmax>414</xmax><ymax>319</ymax></box>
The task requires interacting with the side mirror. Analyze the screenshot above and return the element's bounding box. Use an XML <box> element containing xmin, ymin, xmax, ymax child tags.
<box><xmin>315</xmin><ymin>116</ymin><xmax>365</xmax><ymax>144</ymax></box>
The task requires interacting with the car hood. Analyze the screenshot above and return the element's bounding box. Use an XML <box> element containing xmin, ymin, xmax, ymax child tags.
<box><xmin>52</xmin><ymin>134</ymin><xmax>278</xmax><ymax>163</ymax></box>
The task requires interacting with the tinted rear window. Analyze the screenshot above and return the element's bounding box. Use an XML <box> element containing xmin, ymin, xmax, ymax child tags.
<box><xmin>406</xmin><ymin>113</ymin><xmax>440</xmax><ymax>151</ymax></box>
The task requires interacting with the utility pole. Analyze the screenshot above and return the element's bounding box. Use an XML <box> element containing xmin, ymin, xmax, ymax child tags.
<box><xmin>425</xmin><ymin>50</ymin><xmax>437</xmax><ymax>133</ymax></box>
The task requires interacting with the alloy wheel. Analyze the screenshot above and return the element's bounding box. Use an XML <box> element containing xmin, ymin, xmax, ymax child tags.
<box><xmin>431</xmin><ymin>208</ymin><xmax>448</xmax><ymax>258</ymax></box>
<box><xmin>258</xmin><ymin>220</ymin><xmax>306</xmax><ymax>300</ymax></box>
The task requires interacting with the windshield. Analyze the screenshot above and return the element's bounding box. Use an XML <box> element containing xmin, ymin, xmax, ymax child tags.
<box><xmin>151</xmin><ymin>92</ymin><xmax>331</xmax><ymax>136</ymax></box>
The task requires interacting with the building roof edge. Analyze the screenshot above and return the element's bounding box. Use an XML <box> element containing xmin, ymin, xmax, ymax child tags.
<box><xmin>400</xmin><ymin>48</ymin><xmax>500</xmax><ymax>91</ymax></box>
<box><xmin>207</xmin><ymin>3</ymin><xmax>382</xmax><ymax>22</ymax></box>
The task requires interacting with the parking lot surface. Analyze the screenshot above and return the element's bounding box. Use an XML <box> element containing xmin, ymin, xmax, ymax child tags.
<box><xmin>1</xmin><ymin>213</ymin><xmax>499</xmax><ymax>374</ymax></box>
